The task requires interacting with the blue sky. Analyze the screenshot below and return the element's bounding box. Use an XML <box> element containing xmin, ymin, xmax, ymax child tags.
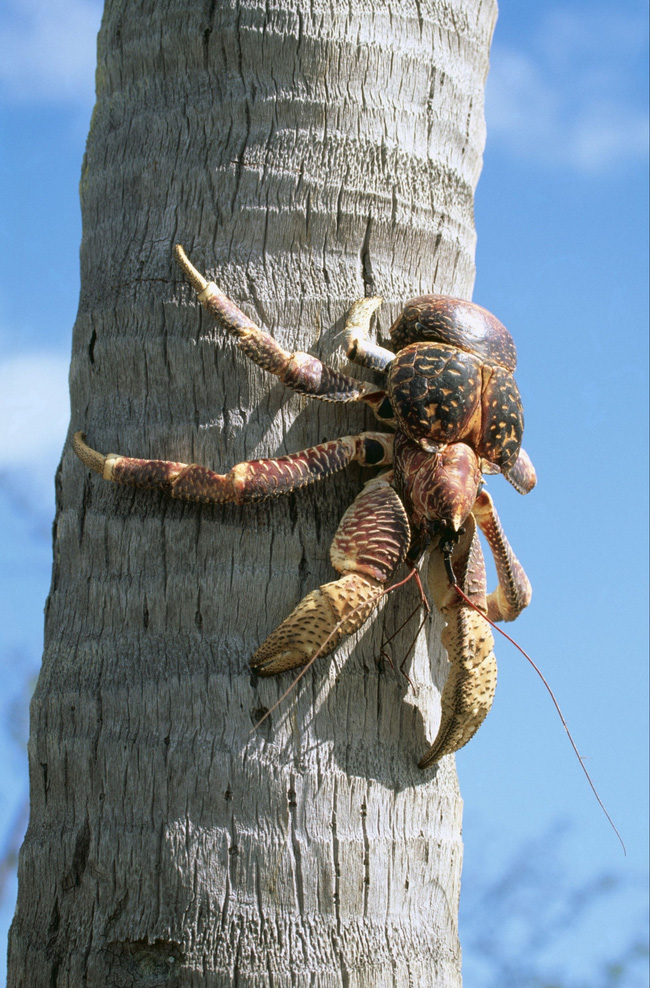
<box><xmin>0</xmin><ymin>1</ymin><xmax>647</xmax><ymax>983</ymax></box>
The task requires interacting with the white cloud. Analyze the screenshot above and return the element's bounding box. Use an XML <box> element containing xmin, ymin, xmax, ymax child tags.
<box><xmin>0</xmin><ymin>0</ymin><xmax>102</xmax><ymax>106</ymax></box>
<box><xmin>487</xmin><ymin>8</ymin><xmax>649</xmax><ymax>173</ymax></box>
<box><xmin>568</xmin><ymin>102</ymin><xmax>650</xmax><ymax>173</ymax></box>
<box><xmin>0</xmin><ymin>352</ymin><xmax>69</xmax><ymax>463</ymax></box>
<box><xmin>0</xmin><ymin>352</ymin><xmax>70</xmax><ymax>512</ymax></box>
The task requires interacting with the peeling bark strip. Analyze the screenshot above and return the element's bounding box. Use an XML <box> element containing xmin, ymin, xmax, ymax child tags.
<box><xmin>8</xmin><ymin>1</ymin><xmax>496</xmax><ymax>985</ymax></box>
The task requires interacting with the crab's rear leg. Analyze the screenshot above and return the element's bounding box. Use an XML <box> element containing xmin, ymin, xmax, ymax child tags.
<box><xmin>251</xmin><ymin>473</ymin><xmax>411</xmax><ymax>675</ymax></box>
<box><xmin>419</xmin><ymin>515</ymin><xmax>496</xmax><ymax>768</ymax></box>
<box><xmin>473</xmin><ymin>488</ymin><xmax>532</xmax><ymax>622</ymax></box>
<box><xmin>175</xmin><ymin>246</ymin><xmax>393</xmax><ymax>426</ymax></box>
<box><xmin>72</xmin><ymin>430</ymin><xmax>393</xmax><ymax>504</ymax></box>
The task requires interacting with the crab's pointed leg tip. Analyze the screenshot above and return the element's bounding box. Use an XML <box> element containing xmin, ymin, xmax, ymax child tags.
<box><xmin>71</xmin><ymin>430</ymin><xmax>89</xmax><ymax>458</ymax></box>
<box><xmin>72</xmin><ymin>431</ymin><xmax>108</xmax><ymax>477</ymax></box>
<box><xmin>174</xmin><ymin>244</ymin><xmax>209</xmax><ymax>294</ymax></box>
<box><xmin>250</xmin><ymin>649</ymin><xmax>309</xmax><ymax>677</ymax></box>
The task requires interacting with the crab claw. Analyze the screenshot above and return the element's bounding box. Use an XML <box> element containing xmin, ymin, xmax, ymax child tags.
<box><xmin>419</xmin><ymin>514</ymin><xmax>496</xmax><ymax>768</ymax></box>
<box><xmin>418</xmin><ymin>605</ymin><xmax>496</xmax><ymax>768</ymax></box>
<box><xmin>252</xmin><ymin>475</ymin><xmax>410</xmax><ymax>675</ymax></box>
<box><xmin>250</xmin><ymin>572</ymin><xmax>383</xmax><ymax>675</ymax></box>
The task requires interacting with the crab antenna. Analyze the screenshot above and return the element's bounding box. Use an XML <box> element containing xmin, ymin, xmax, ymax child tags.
<box><xmin>452</xmin><ymin>583</ymin><xmax>626</xmax><ymax>856</ymax></box>
<box><xmin>174</xmin><ymin>244</ymin><xmax>209</xmax><ymax>294</ymax></box>
<box><xmin>380</xmin><ymin>566</ymin><xmax>431</xmax><ymax>689</ymax></box>
<box><xmin>251</xmin><ymin>566</ymin><xmax>424</xmax><ymax>733</ymax></box>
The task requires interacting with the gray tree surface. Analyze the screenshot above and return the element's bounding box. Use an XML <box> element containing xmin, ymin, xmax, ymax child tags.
<box><xmin>8</xmin><ymin>1</ymin><xmax>496</xmax><ymax>984</ymax></box>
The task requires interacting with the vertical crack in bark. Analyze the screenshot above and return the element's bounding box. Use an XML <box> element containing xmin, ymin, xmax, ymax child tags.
<box><xmin>231</xmin><ymin>9</ymin><xmax>250</xmax><ymax>217</ymax></box>
<box><xmin>88</xmin><ymin>327</ymin><xmax>97</xmax><ymax>365</ymax></box>
<box><xmin>360</xmin><ymin>798</ymin><xmax>370</xmax><ymax>918</ymax></box>
<box><xmin>62</xmin><ymin>816</ymin><xmax>91</xmax><ymax>891</ymax></box>
<box><xmin>361</xmin><ymin>216</ymin><xmax>376</xmax><ymax>297</ymax></box>
<box><xmin>202</xmin><ymin>0</ymin><xmax>217</xmax><ymax>69</ymax></box>
<box><xmin>287</xmin><ymin>774</ymin><xmax>305</xmax><ymax>934</ymax></box>
<box><xmin>331</xmin><ymin>775</ymin><xmax>341</xmax><ymax>935</ymax></box>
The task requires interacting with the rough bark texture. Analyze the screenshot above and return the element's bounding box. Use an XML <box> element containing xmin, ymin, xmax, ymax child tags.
<box><xmin>8</xmin><ymin>1</ymin><xmax>496</xmax><ymax>985</ymax></box>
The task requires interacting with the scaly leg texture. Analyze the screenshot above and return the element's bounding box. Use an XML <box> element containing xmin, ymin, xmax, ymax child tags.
<box><xmin>419</xmin><ymin>514</ymin><xmax>496</xmax><ymax>768</ymax></box>
<box><xmin>72</xmin><ymin>431</ymin><xmax>393</xmax><ymax>505</ymax></box>
<box><xmin>251</xmin><ymin>474</ymin><xmax>411</xmax><ymax>674</ymax></box>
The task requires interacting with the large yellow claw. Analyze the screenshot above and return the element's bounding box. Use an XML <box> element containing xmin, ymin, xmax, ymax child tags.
<box><xmin>250</xmin><ymin>573</ymin><xmax>382</xmax><ymax>675</ymax></box>
<box><xmin>418</xmin><ymin>605</ymin><xmax>496</xmax><ymax>768</ymax></box>
<box><xmin>252</xmin><ymin>475</ymin><xmax>410</xmax><ymax>676</ymax></box>
<box><xmin>419</xmin><ymin>514</ymin><xmax>496</xmax><ymax>768</ymax></box>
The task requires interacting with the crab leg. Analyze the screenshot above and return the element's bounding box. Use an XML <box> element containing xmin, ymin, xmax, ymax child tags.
<box><xmin>344</xmin><ymin>296</ymin><xmax>396</xmax><ymax>372</ymax></box>
<box><xmin>503</xmin><ymin>446</ymin><xmax>537</xmax><ymax>494</ymax></box>
<box><xmin>472</xmin><ymin>488</ymin><xmax>532</xmax><ymax>622</ymax></box>
<box><xmin>175</xmin><ymin>246</ymin><xmax>391</xmax><ymax>423</ymax></box>
<box><xmin>72</xmin><ymin>431</ymin><xmax>393</xmax><ymax>505</ymax></box>
<box><xmin>251</xmin><ymin>474</ymin><xmax>411</xmax><ymax>675</ymax></box>
<box><xmin>419</xmin><ymin>514</ymin><xmax>496</xmax><ymax>768</ymax></box>
<box><xmin>482</xmin><ymin>446</ymin><xmax>537</xmax><ymax>495</ymax></box>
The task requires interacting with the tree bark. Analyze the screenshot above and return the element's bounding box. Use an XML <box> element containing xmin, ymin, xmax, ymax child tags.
<box><xmin>8</xmin><ymin>1</ymin><xmax>496</xmax><ymax>985</ymax></box>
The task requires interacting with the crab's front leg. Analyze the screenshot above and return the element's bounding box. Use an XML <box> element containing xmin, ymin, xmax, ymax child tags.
<box><xmin>251</xmin><ymin>473</ymin><xmax>411</xmax><ymax>675</ymax></box>
<box><xmin>419</xmin><ymin>515</ymin><xmax>496</xmax><ymax>768</ymax></box>
<box><xmin>473</xmin><ymin>488</ymin><xmax>532</xmax><ymax>622</ymax></box>
<box><xmin>175</xmin><ymin>246</ymin><xmax>393</xmax><ymax>425</ymax></box>
<box><xmin>73</xmin><ymin>430</ymin><xmax>393</xmax><ymax>504</ymax></box>
<box><xmin>343</xmin><ymin>296</ymin><xmax>396</xmax><ymax>372</ymax></box>
<box><xmin>416</xmin><ymin>481</ymin><xmax>532</xmax><ymax>767</ymax></box>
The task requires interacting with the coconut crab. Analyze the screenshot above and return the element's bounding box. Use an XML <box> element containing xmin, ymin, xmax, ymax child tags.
<box><xmin>73</xmin><ymin>245</ymin><xmax>536</xmax><ymax>768</ymax></box>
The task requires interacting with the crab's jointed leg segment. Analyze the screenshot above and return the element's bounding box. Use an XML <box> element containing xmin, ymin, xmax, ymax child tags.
<box><xmin>175</xmin><ymin>245</ymin><xmax>387</xmax><ymax>408</ymax></box>
<box><xmin>472</xmin><ymin>488</ymin><xmax>532</xmax><ymax>622</ymax></box>
<box><xmin>344</xmin><ymin>296</ymin><xmax>396</xmax><ymax>372</ymax></box>
<box><xmin>503</xmin><ymin>446</ymin><xmax>537</xmax><ymax>495</ymax></box>
<box><xmin>419</xmin><ymin>514</ymin><xmax>496</xmax><ymax>768</ymax></box>
<box><xmin>72</xmin><ymin>431</ymin><xmax>393</xmax><ymax>505</ymax></box>
<box><xmin>251</xmin><ymin>474</ymin><xmax>411</xmax><ymax>675</ymax></box>
<box><xmin>482</xmin><ymin>446</ymin><xmax>537</xmax><ymax>496</ymax></box>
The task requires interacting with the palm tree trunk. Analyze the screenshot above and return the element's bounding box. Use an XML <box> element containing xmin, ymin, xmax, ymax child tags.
<box><xmin>8</xmin><ymin>1</ymin><xmax>496</xmax><ymax>984</ymax></box>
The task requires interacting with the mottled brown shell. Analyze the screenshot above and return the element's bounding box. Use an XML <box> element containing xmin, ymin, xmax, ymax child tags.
<box><xmin>388</xmin><ymin>343</ymin><xmax>483</xmax><ymax>452</ymax></box>
<box><xmin>386</xmin><ymin>295</ymin><xmax>524</xmax><ymax>472</ymax></box>
<box><xmin>479</xmin><ymin>365</ymin><xmax>524</xmax><ymax>472</ymax></box>
<box><xmin>389</xmin><ymin>295</ymin><xmax>518</xmax><ymax>372</ymax></box>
